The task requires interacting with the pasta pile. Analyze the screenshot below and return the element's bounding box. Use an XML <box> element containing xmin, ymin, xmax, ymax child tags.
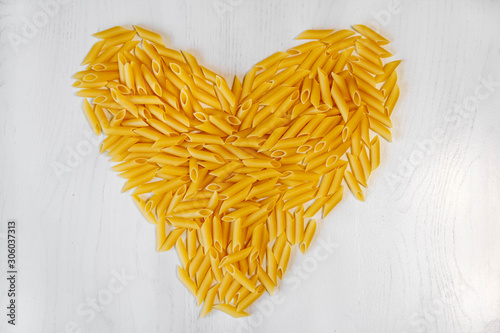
<box><xmin>74</xmin><ymin>25</ymin><xmax>400</xmax><ymax>318</ymax></box>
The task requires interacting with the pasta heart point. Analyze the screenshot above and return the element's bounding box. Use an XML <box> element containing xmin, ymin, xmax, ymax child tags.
<box><xmin>75</xmin><ymin>25</ymin><xmax>401</xmax><ymax>318</ymax></box>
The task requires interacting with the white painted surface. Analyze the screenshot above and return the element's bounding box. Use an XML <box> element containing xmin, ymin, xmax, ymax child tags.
<box><xmin>1</xmin><ymin>0</ymin><xmax>499</xmax><ymax>332</ymax></box>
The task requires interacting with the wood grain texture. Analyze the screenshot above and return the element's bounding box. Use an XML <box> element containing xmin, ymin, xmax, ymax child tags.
<box><xmin>1</xmin><ymin>0</ymin><xmax>499</xmax><ymax>332</ymax></box>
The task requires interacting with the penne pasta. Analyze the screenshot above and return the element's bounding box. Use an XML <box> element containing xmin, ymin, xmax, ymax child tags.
<box><xmin>76</xmin><ymin>25</ymin><xmax>401</xmax><ymax>318</ymax></box>
<box><xmin>300</xmin><ymin>219</ymin><xmax>317</xmax><ymax>253</ymax></box>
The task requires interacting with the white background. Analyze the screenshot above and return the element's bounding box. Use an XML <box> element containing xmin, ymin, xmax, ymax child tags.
<box><xmin>1</xmin><ymin>0</ymin><xmax>500</xmax><ymax>332</ymax></box>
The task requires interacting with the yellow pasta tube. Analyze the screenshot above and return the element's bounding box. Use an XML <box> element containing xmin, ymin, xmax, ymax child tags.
<box><xmin>296</xmin><ymin>29</ymin><xmax>335</xmax><ymax>40</ymax></box>
<box><xmin>283</xmin><ymin>181</ymin><xmax>317</xmax><ymax>201</ymax></box>
<box><xmin>295</xmin><ymin>206</ymin><xmax>305</xmax><ymax>244</ymax></box>
<box><xmin>317</xmin><ymin>69</ymin><xmax>333</xmax><ymax>108</ymax></box>
<box><xmin>240</xmin><ymin>67</ymin><xmax>258</xmax><ymax>99</ymax></box>
<box><xmin>242</xmin><ymin>158</ymin><xmax>280</xmax><ymax>169</ymax></box>
<box><xmin>345</xmin><ymin>74</ymin><xmax>361</xmax><ymax>106</ymax></box>
<box><xmin>349</xmin><ymin>55</ymin><xmax>384</xmax><ymax>75</ymax></box>
<box><xmin>357</xmin><ymin>38</ymin><xmax>392</xmax><ymax>58</ymax></box>
<box><xmin>381</xmin><ymin>71</ymin><xmax>397</xmax><ymax>98</ymax></box>
<box><xmin>175</xmin><ymin>237</ymin><xmax>189</xmax><ymax>270</ymax></box>
<box><xmin>304</xmin><ymin>195</ymin><xmax>329</xmax><ymax>218</ymax></box>
<box><xmin>108</xmin><ymin>136</ymin><xmax>139</xmax><ymax>157</ymax></box>
<box><xmin>134</xmin><ymin>180</ymin><xmax>166</xmax><ymax>198</ymax></box>
<box><xmin>252</xmin><ymin>63</ymin><xmax>279</xmax><ymax>90</ymax></box>
<box><xmin>300</xmin><ymin>77</ymin><xmax>313</xmax><ymax>104</ymax></box>
<box><xmin>195</xmin><ymin>250</ymin><xmax>212</xmax><ymax>284</ymax></box>
<box><xmin>81</xmin><ymin>40</ymin><xmax>105</xmax><ymax>65</ymax></box>
<box><xmin>375</xmin><ymin>60</ymin><xmax>402</xmax><ymax>83</ymax></box>
<box><xmin>210</xmin><ymin>217</ymin><xmax>222</xmax><ymax>253</ymax></box>
<box><xmin>208</xmin><ymin>248</ymin><xmax>223</xmax><ymax>282</ymax></box>
<box><xmin>217</xmin><ymin>272</ymin><xmax>233</xmax><ymax>302</ymax></box>
<box><xmin>282</xmin><ymin>69</ymin><xmax>310</xmax><ymax>87</ymax></box>
<box><xmin>200</xmin><ymin>284</ymin><xmax>219</xmax><ymax>318</ymax></box>
<box><xmin>277</xmin><ymin>242</ymin><xmax>291</xmax><ymax>279</ymax></box>
<box><xmin>222</xmin><ymin>204</ymin><xmax>259</xmax><ymax>222</ymax></box>
<box><xmin>328</xmin><ymin>165</ymin><xmax>346</xmax><ymax>196</ymax></box>
<box><xmin>286</xmin><ymin>41</ymin><xmax>320</xmax><ymax>56</ymax></box>
<box><xmin>215</xmin><ymin>75</ymin><xmax>236</xmax><ymax>107</ymax></box>
<box><xmin>319</xmin><ymin>29</ymin><xmax>355</xmax><ymax>44</ymax></box>
<box><xmin>140</xmin><ymin>64</ymin><xmax>162</xmax><ymax>96</ymax></box>
<box><xmin>127</xmin><ymin>62</ymin><xmax>146</xmax><ymax>95</ymax></box>
<box><xmin>300</xmin><ymin>219</ymin><xmax>317</xmax><ymax>253</ymax></box>
<box><xmin>214</xmin><ymin>85</ymin><xmax>232</xmax><ymax>114</ymax></box>
<box><xmin>167</xmin><ymin>184</ymin><xmax>188</xmax><ymax>214</ymax></box>
<box><xmin>227</xmin><ymin>264</ymin><xmax>255</xmax><ymax>293</ymax></box>
<box><xmin>254</xmin><ymin>51</ymin><xmax>289</xmax><ymax>70</ymax></box>
<box><xmin>93</xmin><ymin>26</ymin><xmax>132</xmax><ymax>39</ymax></box>
<box><xmin>370</xmin><ymin>136</ymin><xmax>380</xmax><ymax>170</ymax></box>
<box><xmin>249</xmin><ymin>224</ymin><xmax>264</xmax><ymax>262</ymax></box>
<box><xmin>330</xmin><ymin>75</ymin><xmax>349</xmax><ymax>122</ymax></box>
<box><xmin>348</xmin><ymin>61</ymin><xmax>376</xmax><ymax>87</ymax></box>
<box><xmin>183</xmin><ymin>133</ymin><xmax>224</xmax><ymax>145</ymax></box>
<box><xmin>285</xmin><ymin>211</ymin><xmax>295</xmax><ymax>245</ymax></box>
<box><xmin>199</xmin><ymin>217</ymin><xmax>213</xmax><ymax>253</ymax></box>
<box><xmin>82</xmin><ymin>98</ymin><xmax>101</xmax><ymax>135</ymax></box>
<box><xmin>159</xmin><ymin>228</ymin><xmax>185</xmax><ymax>252</ymax></box>
<box><xmin>247</xmin><ymin>177</ymin><xmax>279</xmax><ymax>199</ymax></box>
<box><xmin>385</xmin><ymin>84</ymin><xmax>400</xmax><ymax>116</ymax></box>
<box><xmin>257</xmin><ymin>265</ymin><xmax>275</xmax><ymax>296</ymax></box>
<box><xmin>355</xmin><ymin>41</ymin><xmax>383</xmax><ymax>67</ymax></box>
<box><xmin>269</xmin><ymin>65</ymin><xmax>298</xmax><ymax>88</ymax></box>
<box><xmin>152</xmin><ymin>44</ymin><xmax>183</xmax><ymax>64</ymax></box>
<box><xmin>297</xmin><ymin>46</ymin><xmax>325</xmax><ymax>71</ymax></box>
<box><xmin>258</xmin><ymin>127</ymin><xmax>288</xmax><ymax>152</ymax></box>
<box><xmin>195</xmin><ymin>271</ymin><xmax>212</xmax><ymax>306</ymax></box>
<box><xmin>89</xmin><ymin>46</ymin><xmax>121</xmax><ymax>67</ymax></box>
<box><xmin>110</xmin><ymin>88</ymin><xmax>138</xmax><ymax>117</ymax></box>
<box><xmin>111</xmin><ymin>157</ymin><xmax>148</xmax><ymax>173</ymax></box>
<box><xmin>369</xmin><ymin>117</ymin><xmax>392</xmax><ymax>142</ymax></box>
<box><xmin>180</xmin><ymin>50</ymin><xmax>205</xmax><ymax>79</ymax></box>
<box><xmin>102</xmin><ymin>30</ymin><xmax>136</xmax><ymax>49</ymax></box>
<box><xmin>325</xmin><ymin>140</ymin><xmax>351</xmax><ymax>167</ymax></box>
<box><xmin>273</xmin><ymin>90</ymin><xmax>300</xmax><ymax>117</ymax></box>
<box><xmin>352</xmin><ymin>24</ymin><xmax>390</xmax><ymax>45</ymax></box>
<box><xmin>121</xmin><ymin>168</ymin><xmax>156</xmax><ymax>193</ymax></box>
<box><xmin>167</xmin><ymin>217</ymin><xmax>200</xmax><ymax>229</ymax></box>
<box><xmin>283</xmin><ymin>188</ymin><xmax>317</xmax><ymax>211</ymax></box>
<box><xmin>152</xmin><ymin>175</ymin><xmax>190</xmax><ymax>194</ymax></box>
<box><xmin>323</xmin><ymin>186</ymin><xmax>344</xmax><ymax>216</ymax></box>
<box><xmin>310</xmin><ymin>116</ymin><xmax>340</xmax><ymax>139</ymax></box>
<box><xmin>344</xmin><ymin>170</ymin><xmax>364</xmax><ymax>201</ymax></box>
<box><xmin>177</xmin><ymin>266</ymin><xmax>197</xmax><ymax>297</ymax></box>
<box><xmin>155</xmin><ymin>214</ymin><xmax>167</xmax><ymax>250</ymax></box>
<box><xmin>236</xmin><ymin>285</ymin><xmax>265</xmax><ymax>312</ymax></box>
<box><xmin>219</xmin><ymin>177</ymin><xmax>255</xmax><ymax>200</ymax></box>
<box><xmin>187</xmin><ymin>148</ymin><xmax>224</xmax><ymax>164</ymax></box>
<box><xmin>231</xmin><ymin>218</ymin><xmax>244</xmax><ymax>252</ymax></box>
<box><xmin>208</xmin><ymin>115</ymin><xmax>236</xmax><ymax>136</ymax></box>
<box><xmin>342</xmin><ymin>105</ymin><xmax>365</xmax><ymax>141</ymax></box>
<box><xmin>134</xmin><ymin>25</ymin><xmax>163</xmax><ymax>45</ymax></box>
<box><xmin>188</xmin><ymin>247</ymin><xmax>205</xmax><ymax>278</ymax></box>
<box><xmin>188</xmin><ymin>158</ymin><xmax>199</xmax><ymax>182</ymax></box>
<box><xmin>309</xmin><ymin>51</ymin><xmax>330</xmax><ymax>79</ymax></box>
<box><xmin>260</xmin><ymin>86</ymin><xmax>298</xmax><ymax>106</ymax></box>
<box><xmin>359</xmin><ymin>146</ymin><xmax>372</xmax><ymax>182</ymax></box>
<box><xmin>187</xmin><ymin>229</ymin><xmax>197</xmax><ymax>260</ymax></box>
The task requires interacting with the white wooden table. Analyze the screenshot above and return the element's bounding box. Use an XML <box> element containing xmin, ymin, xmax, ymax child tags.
<box><xmin>1</xmin><ymin>0</ymin><xmax>499</xmax><ymax>332</ymax></box>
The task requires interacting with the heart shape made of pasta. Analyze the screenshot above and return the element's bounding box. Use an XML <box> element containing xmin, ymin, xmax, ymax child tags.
<box><xmin>74</xmin><ymin>25</ymin><xmax>401</xmax><ymax>318</ymax></box>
